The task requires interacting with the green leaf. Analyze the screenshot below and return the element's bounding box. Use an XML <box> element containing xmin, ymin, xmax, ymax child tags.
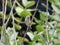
<box><xmin>33</xmin><ymin>35</ymin><xmax>41</xmax><ymax>41</ymax></box>
<box><xmin>26</xmin><ymin>1</ymin><xmax>35</xmax><ymax>8</ymax></box>
<box><xmin>0</xmin><ymin>26</ymin><xmax>2</xmax><ymax>34</ymax></box>
<box><xmin>36</xmin><ymin>25</ymin><xmax>44</xmax><ymax>32</ymax></box>
<box><xmin>0</xmin><ymin>12</ymin><xmax>2</xmax><ymax>18</ymax></box>
<box><xmin>53</xmin><ymin>14</ymin><xmax>60</xmax><ymax>22</ymax></box>
<box><xmin>34</xmin><ymin>17</ymin><xmax>44</xmax><ymax>25</ymax></box>
<box><xmin>54</xmin><ymin>42</ymin><xmax>60</xmax><ymax>45</ymax></box>
<box><xmin>14</xmin><ymin>17</ymin><xmax>21</xmax><ymax>24</ymax></box>
<box><xmin>0</xmin><ymin>26</ymin><xmax>2</xmax><ymax>30</ymax></box>
<box><xmin>22</xmin><ymin>0</ymin><xmax>27</xmax><ymax>7</ymax></box>
<box><xmin>15</xmin><ymin>7</ymin><xmax>31</xmax><ymax>17</ymax></box>
<box><xmin>40</xmin><ymin>12</ymin><xmax>46</xmax><ymax>21</ymax></box>
<box><xmin>55</xmin><ymin>26</ymin><xmax>60</xmax><ymax>29</ymax></box>
<box><xmin>14</xmin><ymin>23</ymin><xmax>21</xmax><ymax>30</ymax></box>
<box><xmin>22</xmin><ymin>0</ymin><xmax>35</xmax><ymax>8</ymax></box>
<box><xmin>17</xmin><ymin>39</ymin><xmax>22</xmax><ymax>45</ymax></box>
<box><xmin>52</xmin><ymin>3</ymin><xmax>60</xmax><ymax>14</ymax></box>
<box><xmin>33</xmin><ymin>35</ymin><xmax>43</xmax><ymax>43</ymax></box>
<box><xmin>28</xmin><ymin>42</ymin><xmax>33</xmax><ymax>45</ymax></box>
<box><xmin>7</xmin><ymin>1</ymin><xmax>12</xmax><ymax>7</ymax></box>
<box><xmin>5</xmin><ymin>15</ymin><xmax>9</xmax><ymax>20</ymax></box>
<box><xmin>27</xmin><ymin>32</ymin><xmax>34</xmax><ymax>40</ymax></box>
<box><xmin>15</xmin><ymin>7</ymin><xmax>24</xmax><ymax>16</ymax></box>
<box><xmin>48</xmin><ymin>0</ymin><xmax>54</xmax><ymax>3</ymax></box>
<box><xmin>20</xmin><ymin>10</ymin><xmax>31</xmax><ymax>17</ymax></box>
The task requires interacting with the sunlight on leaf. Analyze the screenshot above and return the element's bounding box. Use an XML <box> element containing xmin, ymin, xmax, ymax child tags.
<box><xmin>15</xmin><ymin>7</ymin><xmax>24</xmax><ymax>16</ymax></box>
<box><xmin>22</xmin><ymin>0</ymin><xmax>35</xmax><ymax>8</ymax></box>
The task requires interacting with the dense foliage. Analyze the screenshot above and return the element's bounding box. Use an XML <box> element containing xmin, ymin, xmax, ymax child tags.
<box><xmin>0</xmin><ymin>0</ymin><xmax>60</xmax><ymax>45</ymax></box>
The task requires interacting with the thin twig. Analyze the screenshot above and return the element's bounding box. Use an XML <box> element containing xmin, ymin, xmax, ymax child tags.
<box><xmin>5</xmin><ymin>0</ymin><xmax>16</xmax><ymax>25</ymax></box>
<box><xmin>2</xmin><ymin>0</ymin><xmax>5</xmax><ymax>24</ymax></box>
<box><xmin>32</xmin><ymin>0</ymin><xmax>39</xmax><ymax>21</ymax></box>
<box><xmin>45</xmin><ymin>0</ymin><xmax>49</xmax><ymax>45</ymax></box>
<box><xmin>9</xmin><ymin>0</ymin><xmax>15</xmax><ymax>29</ymax></box>
<box><xmin>10</xmin><ymin>0</ymin><xmax>12</xmax><ymax>7</ymax></box>
<box><xmin>1</xmin><ymin>0</ymin><xmax>8</xmax><ymax>45</ymax></box>
<box><xmin>10</xmin><ymin>0</ymin><xmax>17</xmax><ymax>44</ymax></box>
<box><xmin>4</xmin><ymin>0</ymin><xmax>7</xmax><ymax>19</ymax></box>
<box><xmin>21</xmin><ymin>27</ymin><xmax>29</xmax><ymax>45</ymax></box>
<box><xmin>4</xmin><ymin>0</ymin><xmax>9</xmax><ymax>45</ymax></box>
<box><xmin>1</xmin><ymin>0</ymin><xmax>5</xmax><ymax>43</ymax></box>
<box><xmin>41</xmin><ymin>3</ymin><xmax>53</xmax><ymax>12</ymax></box>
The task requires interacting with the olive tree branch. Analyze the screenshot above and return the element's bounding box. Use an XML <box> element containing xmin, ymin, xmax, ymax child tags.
<box><xmin>45</xmin><ymin>0</ymin><xmax>49</xmax><ymax>45</ymax></box>
<box><xmin>1</xmin><ymin>0</ymin><xmax>9</xmax><ymax>45</ymax></box>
